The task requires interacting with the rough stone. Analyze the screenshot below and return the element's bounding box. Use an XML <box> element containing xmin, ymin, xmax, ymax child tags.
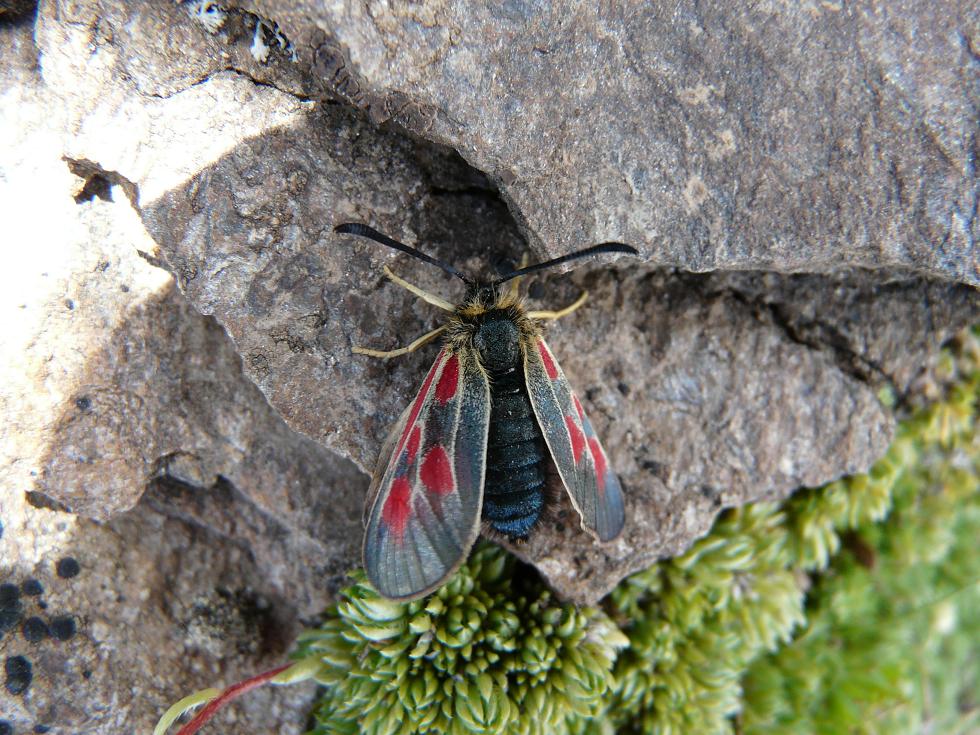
<box><xmin>702</xmin><ymin>271</ymin><xmax>980</xmax><ymax>397</ymax></box>
<box><xmin>247</xmin><ymin>0</ymin><xmax>979</xmax><ymax>285</ymax></box>
<box><xmin>0</xmin><ymin>484</ymin><xmax>317</xmax><ymax>734</ymax></box>
<box><xmin>0</xmin><ymin>9</ymin><xmax>356</xmax><ymax>731</ymax></box>
<box><xmin>23</xmin><ymin>0</ymin><xmax>977</xmax><ymax>602</ymax></box>
<box><xmin>1</xmin><ymin>0</ymin><xmax>978</xmax><ymax>730</ymax></box>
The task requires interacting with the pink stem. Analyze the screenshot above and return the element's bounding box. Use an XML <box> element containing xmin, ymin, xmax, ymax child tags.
<box><xmin>176</xmin><ymin>662</ymin><xmax>294</xmax><ymax>735</ymax></box>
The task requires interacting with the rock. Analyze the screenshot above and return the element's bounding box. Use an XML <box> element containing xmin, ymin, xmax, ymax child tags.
<box><xmin>248</xmin><ymin>0</ymin><xmax>979</xmax><ymax>285</ymax></box>
<box><xmin>0</xmin><ymin>486</ymin><xmax>318</xmax><ymax>734</ymax></box>
<box><xmin>1</xmin><ymin>2</ymin><xmax>977</xmax><ymax>730</ymax></box>
<box><xmin>20</xmin><ymin>0</ymin><xmax>975</xmax><ymax>603</ymax></box>
<box><xmin>0</xmin><ymin>10</ymin><xmax>358</xmax><ymax>731</ymax></box>
<box><xmin>702</xmin><ymin>271</ymin><xmax>980</xmax><ymax>396</ymax></box>
<box><xmin>2</xmin><ymin>2</ymin><xmax>364</xmax><ymax>597</ymax></box>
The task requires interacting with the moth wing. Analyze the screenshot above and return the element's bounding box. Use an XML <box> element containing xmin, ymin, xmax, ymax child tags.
<box><xmin>363</xmin><ymin>346</ymin><xmax>491</xmax><ymax>600</ymax></box>
<box><xmin>363</xmin><ymin>401</ymin><xmax>412</xmax><ymax>528</ymax></box>
<box><xmin>524</xmin><ymin>336</ymin><xmax>625</xmax><ymax>541</ymax></box>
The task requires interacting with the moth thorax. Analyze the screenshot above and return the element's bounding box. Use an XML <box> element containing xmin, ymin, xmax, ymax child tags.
<box><xmin>472</xmin><ymin>311</ymin><xmax>521</xmax><ymax>374</ymax></box>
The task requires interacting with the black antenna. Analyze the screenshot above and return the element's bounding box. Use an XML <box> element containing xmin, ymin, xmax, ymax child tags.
<box><xmin>493</xmin><ymin>242</ymin><xmax>638</xmax><ymax>285</ymax></box>
<box><xmin>335</xmin><ymin>223</ymin><xmax>473</xmax><ymax>284</ymax></box>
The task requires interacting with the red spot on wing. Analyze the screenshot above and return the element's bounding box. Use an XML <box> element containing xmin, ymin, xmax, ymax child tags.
<box><xmin>538</xmin><ymin>340</ymin><xmax>559</xmax><ymax>380</ymax></box>
<box><xmin>394</xmin><ymin>353</ymin><xmax>444</xmax><ymax>458</ymax></box>
<box><xmin>382</xmin><ymin>476</ymin><xmax>412</xmax><ymax>539</ymax></box>
<box><xmin>588</xmin><ymin>438</ymin><xmax>607</xmax><ymax>494</ymax></box>
<box><xmin>565</xmin><ymin>415</ymin><xmax>586</xmax><ymax>463</ymax></box>
<box><xmin>405</xmin><ymin>426</ymin><xmax>422</xmax><ymax>464</ymax></box>
<box><xmin>420</xmin><ymin>445</ymin><xmax>454</xmax><ymax>496</ymax></box>
<box><xmin>573</xmin><ymin>394</ymin><xmax>585</xmax><ymax>424</ymax></box>
<box><xmin>436</xmin><ymin>354</ymin><xmax>459</xmax><ymax>404</ymax></box>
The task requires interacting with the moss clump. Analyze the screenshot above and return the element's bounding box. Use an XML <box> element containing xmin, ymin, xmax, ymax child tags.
<box><xmin>607</xmin><ymin>502</ymin><xmax>805</xmax><ymax>734</ymax></box>
<box><xmin>607</xmin><ymin>327</ymin><xmax>978</xmax><ymax>734</ymax></box>
<box><xmin>297</xmin><ymin>546</ymin><xmax>627</xmax><ymax>735</ymax></box>
<box><xmin>740</xmin><ymin>344</ymin><xmax>980</xmax><ymax>734</ymax></box>
<box><xmin>296</xmin><ymin>327</ymin><xmax>978</xmax><ymax>735</ymax></box>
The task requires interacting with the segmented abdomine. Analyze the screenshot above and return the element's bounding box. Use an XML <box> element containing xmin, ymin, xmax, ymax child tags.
<box><xmin>472</xmin><ymin>310</ymin><xmax>547</xmax><ymax>538</ymax></box>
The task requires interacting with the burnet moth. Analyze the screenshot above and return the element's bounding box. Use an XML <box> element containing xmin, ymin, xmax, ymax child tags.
<box><xmin>336</xmin><ymin>222</ymin><xmax>637</xmax><ymax>600</ymax></box>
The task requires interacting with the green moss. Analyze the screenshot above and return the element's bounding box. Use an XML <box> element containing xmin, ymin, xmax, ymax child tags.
<box><xmin>297</xmin><ymin>546</ymin><xmax>627</xmax><ymax>735</ymax></box>
<box><xmin>298</xmin><ymin>327</ymin><xmax>978</xmax><ymax>735</ymax></box>
<box><xmin>739</xmin><ymin>334</ymin><xmax>980</xmax><ymax>734</ymax></box>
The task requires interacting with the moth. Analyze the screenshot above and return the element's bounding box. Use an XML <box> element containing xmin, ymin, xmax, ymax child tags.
<box><xmin>337</xmin><ymin>222</ymin><xmax>636</xmax><ymax>600</ymax></box>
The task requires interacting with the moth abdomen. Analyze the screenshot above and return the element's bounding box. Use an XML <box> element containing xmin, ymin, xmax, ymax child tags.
<box><xmin>481</xmin><ymin>331</ymin><xmax>549</xmax><ymax>539</ymax></box>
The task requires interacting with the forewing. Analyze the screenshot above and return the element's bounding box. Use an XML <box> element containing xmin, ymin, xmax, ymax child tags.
<box><xmin>363</xmin><ymin>347</ymin><xmax>491</xmax><ymax>600</ymax></box>
<box><xmin>363</xmin><ymin>401</ymin><xmax>412</xmax><ymax>528</ymax></box>
<box><xmin>524</xmin><ymin>337</ymin><xmax>625</xmax><ymax>541</ymax></box>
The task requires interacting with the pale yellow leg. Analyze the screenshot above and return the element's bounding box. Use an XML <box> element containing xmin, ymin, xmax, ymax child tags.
<box><xmin>507</xmin><ymin>254</ymin><xmax>531</xmax><ymax>300</ymax></box>
<box><xmin>384</xmin><ymin>266</ymin><xmax>454</xmax><ymax>312</ymax></box>
<box><xmin>353</xmin><ymin>325</ymin><xmax>447</xmax><ymax>359</ymax></box>
<box><xmin>527</xmin><ymin>291</ymin><xmax>589</xmax><ymax>321</ymax></box>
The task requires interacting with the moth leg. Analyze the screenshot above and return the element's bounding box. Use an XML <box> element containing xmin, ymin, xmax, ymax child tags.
<box><xmin>527</xmin><ymin>291</ymin><xmax>589</xmax><ymax>321</ymax></box>
<box><xmin>353</xmin><ymin>325</ymin><xmax>447</xmax><ymax>359</ymax></box>
<box><xmin>507</xmin><ymin>253</ymin><xmax>531</xmax><ymax>300</ymax></box>
<box><xmin>383</xmin><ymin>266</ymin><xmax>455</xmax><ymax>312</ymax></box>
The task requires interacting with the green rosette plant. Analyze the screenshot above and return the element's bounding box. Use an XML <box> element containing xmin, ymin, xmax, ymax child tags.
<box><xmin>298</xmin><ymin>545</ymin><xmax>628</xmax><ymax>735</ymax></box>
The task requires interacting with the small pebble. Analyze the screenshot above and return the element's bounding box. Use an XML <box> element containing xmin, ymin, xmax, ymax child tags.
<box><xmin>21</xmin><ymin>579</ymin><xmax>43</xmax><ymax>597</ymax></box>
<box><xmin>50</xmin><ymin>615</ymin><xmax>77</xmax><ymax>642</ymax></box>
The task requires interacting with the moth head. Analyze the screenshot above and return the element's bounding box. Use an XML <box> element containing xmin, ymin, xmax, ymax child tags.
<box><xmin>466</xmin><ymin>281</ymin><xmax>502</xmax><ymax>309</ymax></box>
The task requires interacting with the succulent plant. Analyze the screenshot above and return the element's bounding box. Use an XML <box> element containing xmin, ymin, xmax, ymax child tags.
<box><xmin>605</xmin><ymin>327</ymin><xmax>978</xmax><ymax>735</ymax></box>
<box><xmin>740</xmin><ymin>329</ymin><xmax>980</xmax><ymax>735</ymax></box>
<box><xmin>297</xmin><ymin>545</ymin><xmax>628</xmax><ymax>735</ymax></box>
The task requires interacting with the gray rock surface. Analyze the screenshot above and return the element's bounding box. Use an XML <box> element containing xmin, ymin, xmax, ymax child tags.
<box><xmin>1</xmin><ymin>7</ymin><xmax>354</xmax><ymax>731</ymax></box>
<box><xmin>1</xmin><ymin>0</ymin><xmax>978</xmax><ymax>732</ymax></box>
<box><xmin>0</xmin><ymin>487</ymin><xmax>318</xmax><ymax>734</ymax></box>
<box><xmin>249</xmin><ymin>0</ymin><xmax>979</xmax><ymax>284</ymax></box>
